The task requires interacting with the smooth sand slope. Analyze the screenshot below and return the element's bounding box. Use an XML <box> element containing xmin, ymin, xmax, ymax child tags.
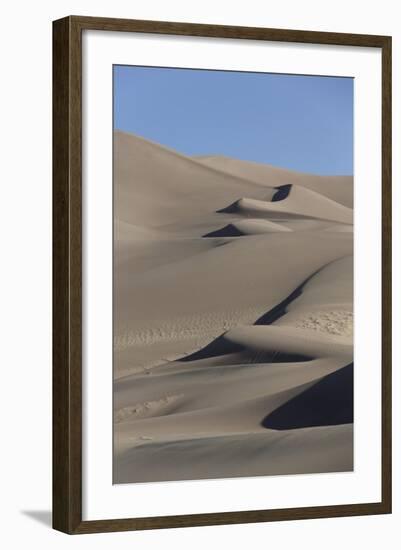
<box><xmin>113</xmin><ymin>130</ymin><xmax>354</xmax><ymax>483</ymax></box>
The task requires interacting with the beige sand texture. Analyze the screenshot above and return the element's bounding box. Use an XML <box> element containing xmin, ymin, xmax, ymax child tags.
<box><xmin>113</xmin><ymin>130</ymin><xmax>354</xmax><ymax>484</ymax></box>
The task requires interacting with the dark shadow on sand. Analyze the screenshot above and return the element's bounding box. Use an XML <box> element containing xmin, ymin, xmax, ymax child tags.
<box><xmin>216</xmin><ymin>200</ymin><xmax>242</xmax><ymax>215</ymax></box>
<box><xmin>178</xmin><ymin>335</ymin><xmax>244</xmax><ymax>362</ymax></box>
<box><xmin>262</xmin><ymin>363</ymin><xmax>353</xmax><ymax>430</ymax></box>
<box><xmin>255</xmin><ymin>261</ymin><xmax>332</xmax><ymax>326</ymax></box>
<box><xmin>215</xmin><ymin>184</ymin><xmax>292</xmax><ymax>217</ymax></box>
<box><xmin>178</xmin><ymin>334</ymin><xmax>312</xmax><ymax>364</ymax></box>
<box><xmin>272</xmin><ymin>184</ymin><xmax>292</xmax><ymax>202</ymax></box>
<box><xmin>255</xmin><ymin>285</ymin><xmax>304</xmax><ymax>326</ymax></box>
<box><xmin>203</xmin><ymin>223</ymin><xmax>244</xmax><ymax>238</ymax></box>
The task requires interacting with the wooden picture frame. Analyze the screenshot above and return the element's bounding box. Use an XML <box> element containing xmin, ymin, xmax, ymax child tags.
<box><xmin>53</xmin><ymin>15</ymin><xmax>392</xmax><ymax>534</ymax></box>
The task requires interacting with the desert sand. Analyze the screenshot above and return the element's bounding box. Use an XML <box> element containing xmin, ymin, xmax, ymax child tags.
<box><xmin>113</xmin><ymin>130</ymin><xmax>353</xmax><ymax>484</ymax></box>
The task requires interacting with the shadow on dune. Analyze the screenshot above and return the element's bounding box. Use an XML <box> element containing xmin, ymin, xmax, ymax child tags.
<box><xmin>262</xmin><ymin>363</ymin><xmax>353</xmax><ymax>430</ymax></box>
<box><xmin>177</xmin><ymin>261</ymin><xmax>340</xmax><ymax>365</ymax></box>
<box><xmin>216</xmin><ymin>200</ymin><xmax>243</xmax><ymax>215</ymax></box>
<box><xmin>203</xmin><ymin>224</ymin><xmax>245</xmax><ymax>238</ymax></box>
<box><xmin>178</xmin><ymin>334</ymin><xmax>243</xmax><ymax>362</ymax></box>
<box><xmin>216</xmin><ymin>184</ymin><xmax>291</xmax><ymax>216</ymax></box>
<box><xmin>178</xmin><ymin>333</ymin><xmax>311</xmax><ymax>364</ymax></box>
<box><xmin>255</xmin><ymin>259</ymin><xmax>337</xmax><ymax>325</ymax></box>
<box><xmin>254</xmin><ymin>284</ymin><xmax>304</xmax><ymax>325</ymax></box>
<box><xmin>272</xmin><ymin>184</ymin><xmax>292</xmax><ymax>202</ymax></box>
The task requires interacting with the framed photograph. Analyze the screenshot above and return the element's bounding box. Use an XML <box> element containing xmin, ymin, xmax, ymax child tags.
<box><xmin>53</xmin><ymin>16</ymin><xmax>392</xmax><ymax>534</ymax></box>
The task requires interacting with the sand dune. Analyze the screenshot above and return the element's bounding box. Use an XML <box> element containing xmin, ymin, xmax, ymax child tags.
<box><xmin>114</xmin><ymin>232</ymin><xmax>352</xmax><ymax>351</ymax></box>
<box><xmin>115</xmin><ymin>425</ymin><xmax>353</xmax><ymax>483</ymax></box>
<box><xmin>203</xmin><ymin>218</ymin><xmax>292</xmax><ymax>237</ymax></box>
<box><xmin>196</xmin><ymin>155</ymin><xmax>354</xmax><ymax>207</ymax></box>
<box><xmin>219</xmin><ymin>186</ymin><xmax>352</xmax><ymax>224</ymax></box>
<box><xmin>114</xmin><ymin>131</ymin><xmax>276</xmax><ymax>228</ymax></box>
<box><xmin>113</xmin><ymin>131</ymin><xmax>354</xmax><ymax>483</ymax></box>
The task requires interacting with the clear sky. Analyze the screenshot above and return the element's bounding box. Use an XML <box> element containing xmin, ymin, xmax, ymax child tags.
<box><xmin>114</xmin><ymin>65</ymin><xmax>353</xmax><ymax>176</ymax></box>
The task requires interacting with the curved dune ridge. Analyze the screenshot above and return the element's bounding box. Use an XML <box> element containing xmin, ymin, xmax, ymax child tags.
<box><xmin>196</xmin><ymin>154</ymin><xmax>354</xmax><ymax>207</ymax></box>
<box><xmin>113</xmin><ymin>131</ymin><xmax>354</xmax><ymax>483</ymax></box>
<box><xmin>203</xmin><ymin>218</ymin><xmax>292</xmax><ymax>237</ymax></box>
<box><xmin>218</xmin><ymin>187</ymin><xmax>352</xmax><ymax>224</ymax></box>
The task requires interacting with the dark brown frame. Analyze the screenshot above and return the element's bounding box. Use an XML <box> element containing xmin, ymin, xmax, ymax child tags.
<box><xmin>53</xmin><ymin>15</ymin><xmax>392</xmax><ymax>534</ymax></box>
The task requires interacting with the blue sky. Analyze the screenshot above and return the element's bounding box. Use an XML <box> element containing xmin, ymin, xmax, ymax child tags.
<box><xmin>114</xmin><ymin>65</ymin><xmax>353</xmax><ymax>176</ymax></box>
